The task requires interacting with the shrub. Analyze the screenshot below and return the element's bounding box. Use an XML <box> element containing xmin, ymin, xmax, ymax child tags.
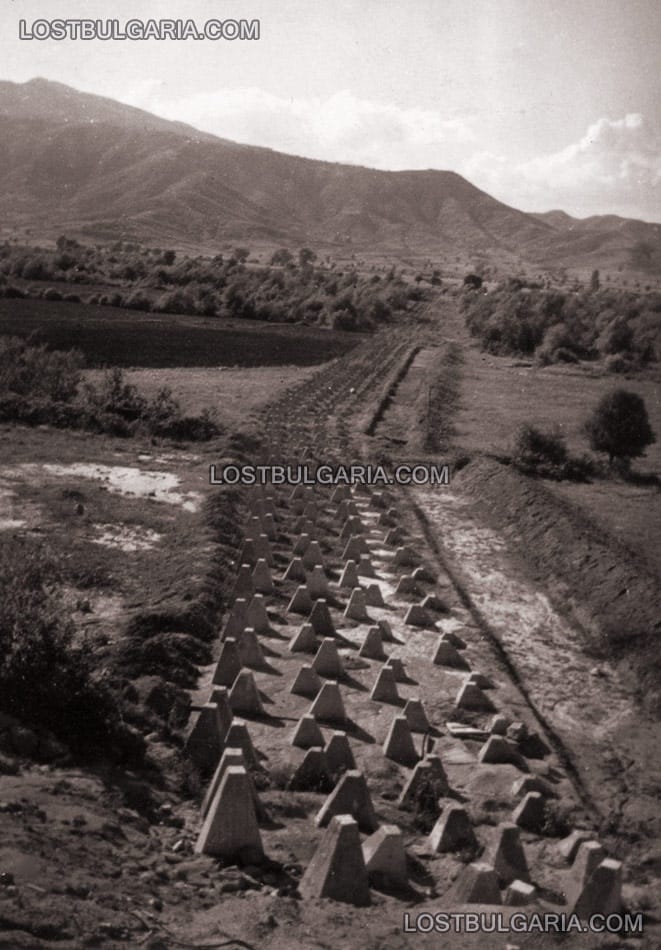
<box><xmin>512</xmin><ymin>424</ymin><xmax>570</xmax><ymax>479</ymax></box>
<box><xmin>584</xmin><ymin>389</ymin><xmax>656</xmax><ymax>465</ymax></box>
<box><xmin>0</xmin><ymin>336</ymin><xmax>83</xmax><ymax>401</ymax></box>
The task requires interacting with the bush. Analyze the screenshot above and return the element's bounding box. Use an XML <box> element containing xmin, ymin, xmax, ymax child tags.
<box><xmin>511</xmin><ymin>423</ymin><xmax>594</xmax><ymax>481</ymax></box>
<box><xmin>585</xmin><ymin>389</ymin><xmax>656</xmax><ymax>464</ymax></box>
<box><xmin>0</xmin><ymin>539</ymin><xmax>143</xmax><ymax>761</ymax></box>
<box><xmin>0</xmin><ymin>336</ymin><xmax>83</xmax><ymax>401</ymax></box>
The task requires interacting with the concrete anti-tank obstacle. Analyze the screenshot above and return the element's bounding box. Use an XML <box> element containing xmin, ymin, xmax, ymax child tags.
<box><xmin>331</xmin><ymin>485</ymin><xmax>351</xmax><ymax>504</ymax></box>
<box><xmin>290</xmin><ymin>664</ymin><xmax>322</xmax><ymax>698</ymax></box>
<box><xmin>565</xmin><ymin>841</ymin><xmax>605</xmax><ymax>907</ymax></box>
<box><xmin>512</xmin><ymin>791</ymin><xmax>546</xmax><ymax>832</ymax></box>
<box><xmin>252</xmin><ymin>558</ymin><xmax>274</xmax><ymax>595</ymax></box>
<box><xmin>293</xmin><ymin>533</ymin><xmax>311</xmax><ymax>557</ymax></box>
<box><xmin>344</xmin><ymin>588</ymin><xmax>369</xmax><ymax>622</ymax></box>
<box><xmin>428</xmin><ymin>805</ymin><xmax>477</xmax><ymax>853</ymax></box>
<box><xmin>254</xmin><ymin>533</ymin><xmax>273</xmax><ymax>565</ymax></box>
<box><xmin>398</xmin><ymin>755</ymin><xmax>449</xmax><ymax>808</ymax></box>
<box><xmin>341</xmin><ymin>515</ymin><xmax>364</xmax><ymax>539</ymax></box>
<box><xmin>455</xmin><ymin>680</ymin><xmax>496</xmax><ymax>713</ymax></box>
<box><xmin>229</xmin><ymin>670</ymin><xmax>265</xmax><ymax>716</ymax></box>
<box><xmin>185</xmin><ymin>697</ymin><xmax>231</xmax><ymax>774</ymax></box>
<box><xmin>296</xmin><ymin>518</ymin><xmax>317</xmax><ymax>540</ymax></box>
<box><xmin>441</xmin><ymin>630</ymin><xmax>467</xmax><ymax>650</ymax></box>
<box><xmin>309</xmin><ymin>680</ymin><xmax>346</xmax><ymax>724</ymax></box>
<box><xmin>433</xmin><ymin>637</ymin><xmax>470</xmax><ymax>670</ymax></box>
<box><xmin>377</xmin><ymin>619</ymin><xmax>395</xmax><ymax>643</ymax></box>
<box><xmin>364</xmin><ymin>583</ymin><xmax>384</xmax><ymax>607</ymax></box>
<box><xmin>558</xmin><ymin>829</ymin><xmax>593</xmax><ymax>863</ymax></box>
<box><xmin>289</xmin><ymin>623</ymin><xmax>318</xmax><ymax>654</ymax></box>
<box><xmin>395</xmin><ymin>574</ymin><xmax>421</xmax><ymax>596</ymax></box>
<box><xmin>512</xmin><ymin>775</ymin><xmax>557</xmax><ymax>799</ymax></box>
<box><xmin>468</xmin><ymin>671</ymin><xmax>496</xmax><ymax>690</ymax></box>
<box><xmin>384</xmin><ymin>528</ymin><xmax>405</xmax><ymax>547</ymax></box>
<box><xmin>201</xmin><ymin>747</ymin><xmax>245</xmax><ymax>818</ymax></box>
<box><xmin>370</xmin><ymin>665</ymin><xmax>399</xmax><ymax>703</ymax></box>
<box><xmin>291</xmin><ymin>713</ymin><xmax>325</xmax><ymax>749</ymax></box>
<box><xmin>485</xmin><ymin>823</ymin><xmax>530</xmax><ymax>885</ymax></box>
<box><xmin>357</xmin><ymin>555</ymin><xmax>376</xmax><ymax>578</ymax></box>
<box><xmin>288</xmin><ymin>748</ymin><xmax>333</xmax><ymax>792</ymax></box>
<box><xmin>222</xmin><ymin>598</ymin><xmax>249</xmax><ymax>640</ymax></box>
<box><xmin>212</xmin><ymin>637</ymin><xmax>242</xmax><ymax>687</ymax></box>
<box><xmin>490</xmin><ymin>714</ymin><xmax>510</xmax><ymax>735</ymax></box>
<box><xmin>288</xmin><ymin>585</ymin><xmax>314</xmax><ymax>616</ymax></box>
<box><xmin>393</xmin><ymin>546</ymin><xmax>420</xmax><ymax>568</ymax></box>
<box><xmin>224</xmin><ymin>718</ymin><xmax>260</xmax><ymax>770</ymax></box>
<box><xmin>232</xmin><ymin>564</ymin><xmax>255</xmax><ymax>599</ymax></box>
<box><xmin>246</xmin><ymin>595</ymin><xmax>270</xmax><ymax>635</ymax></box>
<box><xmin>283</xmin><ymin>557</ymin><xmax>307</xmax><ymax>583</ymax></box>
<box><xmin>362</xmin><ymin>825</ymin><xmax>408</xmax><ymax>890</ymax></box>
<box><xmin>308</xmin><ymin>599</ymin><xmax>336</xmax><ymax>638</ymax></box>
<box><xmin>312</xmin><ymin>638</ymin><xmax>345</xmax><ymax>679</ymax></box>
<box><xmin>343</xmin><ymin>536</ymin><xmax>369</xmax><ymax>560</ymax></box>
<box><xmin>302</xmin><ymin>541</ymin><xmax>325</xmax><ymax>570</ymax></box>
<box><xmin>384</xmin><ymin>656</ymin><xmax>406</xmax><ymax>682</ymax></box>
<box><xmin>571</xmin><ymin>859</ymin><xmax>622</xmax><ymax>918</ymax></box>
<box><xmin>359</xmin><ymin>626</ymin><xmax>387</xmax><ymax>661</ymax></box>
<box><xmin>306</xmin><ymin>565</ymin><xmax>329</xmax><ymax>599</ymax></box>
<box><xmin>338</xmin><ymin>560</ymin><xmax>360</xmax><ymax>589</ymax></box>
<box><xmin>316</xmin><ymin>769</ymin><xmax>379</xmax><ymax>833</ymax></box>
<box><xmin>403</xmin><ymin>698</ymin><xmax>430</xmax><ymax>733</ymax></box>
<box><xmin>299</xmin><ymin>815</ymin><xmax>370</xmax><ymax>906</ymax></box>
<box><xmin>195</xmin><ymin>766</ymin><xmax>263</xmax><ymax>864</ymax></box>
<box><xmin>421</xmin><ymin>593</ymin><xmax>447</xmax><ymax>613</ymax></box>
<box><xmin>239</xmin><ymin>538</ymin><xmax>258</xmax><ymax>567</ymax></box>
<box><xmin>324</xmin><ymin>731</ymin><xmax>356</xmax><ymax>775</ymax></box>
<box><xmin>450</xmin><ymin>862</ymin><xmax>501</xmax><ymax>905</ymax></box>
<box><xmin>478</xmin><ymin>735</ymin><xmax>528</xmax><ymax>770</ymax></box>
<box><xmin>236</xmin><ymin>626</ymin><xmax>265</xmax><ymax>669</ymax></box>
<box><xmin>504</xmin><ymin>880</ymin><xmax>537</xmax><ymax>905</ymax></box>
<box><xmin>383</xmin><ymin>715</ymin><xmax>419</xmax><ymax>766</ymax></box>
<box><xmin>404</xmin><ymin>604</ymin><xmax>433</xmax><ymax>628</ymax></box>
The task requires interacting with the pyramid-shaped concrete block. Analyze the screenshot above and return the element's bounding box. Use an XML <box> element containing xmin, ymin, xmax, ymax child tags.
<box><xmin>316</xmin><ymin>770</ymin><xmax>379</xmax><ymax>833</ymax></box>
<box><xmin>239</xmin><ymin>538</ymin><xmax>258</xmax><ymax>567</ymax></box>
<box><xmin>195</xmin><ymin>766</ymin><xmax>263</xmax><ymax>863</ymax></box>
<box><xmin>331</xmin><ymin>485</ymin><xmax>351</xmax><ymax>504</ymax></box>
<box><xmin>362</xmin><ymin>825</ymin><xmax>408</xmax><ymax>890</ymax></box>
<box><xmin>252</xmin><ymin>558</ymin><xmax>274</xmax><ymax>595</ymax></box>
<box><xmin>229</xmin><ymin>670</ymin><xmax>265</xmax><ymax>716</ymax></box>
<box><xmin>486</xmin><ymin>823</ymin><xmax>530</xmax><ymax>885</ymax></box>
<box><xmin>512</xmin><ymin>775</ymin><xmax>557</xmax><ymax>799</ymax></box>
<box><xmin>384</xmin><ymin>528</ymin><xmax>404</xmax><ymax>546</ymax></box>
<box><xmin>309</xmin><ymin>599</ymin><xmax>336</xmax><ymax>638</ymax></box>
<box><xmin>254</xmin><ymin>533</ymin><xmax>273</xmax><ymax>565</ymax></box>
<box><xmin>377</xmin><ymin>619</ymin><xmax>395</xmax><ymax>642</ymax></box>
<box><xmin>364</xmin><ymin>583</ymin><xmax>384</xmax><ymax>607</ymax></box>
<box><xmin>309</xmin><ymin>681</ymin><xmax>346</xmax><ymax>724</ymax></box>
<box><xmin>212</xmin><ymin>637</ymin><xmax>242</xmax><ymax>687</ymax></box>
<box><xmin>283</xmin><ymin>557</ymin><xmax>307</xmax><ymax>583</ymax></box>
<box><xmin>478</xmin><ymin>735</ymin><xmax>528</xmax><ymax>770</ymax></box>
<box><xmin>421</xmin><ymin>593</ymin><xmax>447</xmax><ymax>613</ymax></box>
<box><xmin>433</xmin><ymin>637</ymin><xmax>470</xmax><ymax>670</ymax></box>
<box><xmin>428</xmin><ymin>805</ymin><xmax>477</xmax><ymax>853</ymax></box>
<box><xmin>236</xmin><ymin>626</ymin><xmax>265</xmax><ymax>669</ymax></box>
<box><xmin>404</xmin><ymin>604</ymin><xmax>433</xmax><ymax>628</ymax></box>
<box><xmin>232</xmin><ymin>564</ymin><xmax>255</xmax><ymax>599</ymax></box>
<box><xmin>384</xmin><ymin>656</ymin><xmax>406</xmax><ymax>682</ymax></box>
<box><xmin>222</xmin><ymin>598</ymin><xmax>249</xmax><ymax>640</ymax></box>
<box><xmin>393</xmin><ymin>546</ymin><xmax>419</xmax><ymax>568</ymax></box>
<box><xmin>357</xmin><ymin>555</ymin><xmax>376</xmax><ymax>578</ymax></box>
<box><xmin>512</xmin><ymin>792</ymin><xmax>546</xmax><ymax>832</ymax></box>
<box><xmin>324</xmin><ymin>731</ymin><xmax>356</xmax><ymax>775</ymax></box>
<box><xmin>370</xmin><ymin>665</ymin><xmax>399</xmax><ymax>703</ymax></box>
<box><xmin>288</xmin><ymin>748</ymin><xmax>333</xmax><ymax>792</ymax></box>
<box><xmin>571</xmin><ymin>858</ymin><xmax>622</xmax><ymax>918</ymax></box>
<box><xmin>395</xmin><ymin>574</ymin><xmax>419</xmax><ymax>596</ymax></box>
<box><xmin>383</xmin><ymin>715</ymin><xmax>419</xmax><ymax>767</ymax></box>
<box><xmin>341</xmin><ymin>516</ymin><xmax>364</xmax><ymax>540</ymax></box>
<box><xmin>558</xmin><ymin>829</ymin><xmax>593</xmax><ymax>863</ymax></box>
<box><xmin>339</xmin><ymin>560</ymin><xmax>360</xmax><ymax>589</ymax></box>
<box><xmin>398</xmin><ymin>755</ymin><xmax>449</xmax><ymax>808</ymax></box>
<box><xmin>246</xmin><ymin>595</ymin><xmax>269</xmax><ymax>635</ymax></box>
<box><xmin>343</xmin><ymin>536</ymin><xmax>369</xmax><ymax>560</ymax></box>
<box><xmin>456</xmin><ymin>681</ymin><xmax>496</xmax><ymax>713</ymax></box>
<box><xmin>288</xmin><ymin>585</ymin><xmax>314</xmax><ymax>616</ymax></box>
<box><xmin>293</xmin><ymin>533</ymin><xmax>311</xmax><ymax>557</ymax></box>
<box><xmin>504</xmin><ymin>880</ymin><xmax>537</xmax><ymax>905</ymax></box>
<box><xmin>290</xmin><ymin>663</ymin><xmax>322</xmax><ymax>698</ymax></box>
<box><xmin>344</xmin><ymin>588</ymin><xmax>369</xmax><ymax>622</ymax></box>
<box><xmin>566</xmin><ymin>840</ymin><xmax>606</xmax><ymax>906</ymax></box>
<box><xmin>185</xmin><ymin>702</ymin><xmax>227</xmax><ymax>774</ymax></box>
<box><xmin>289</xmin><ymin>623</ymin><xmax>318</xmax><ymax>654</ymax></box>
<box><xmin>224</xmin><ymin>718</ymin><xmax>260</xmax><ymax>770</ymax></box>
<box><xmin>201</xmin><ymin>747</ymin><xmax>245</xmax><ymax>818</ymax></box>
<box><xmin>359</xmin><ymin>626</ymin><xmax>387</xmax><ymax>661</ymax></box>
<box><xmin>450</xmin><ymin>862</ymin><xmax>501</xmax><ymax>905</ymax></box>
<box><xmin>312</xmin><ymin>638</ymin><xmax>345</xmax><ymax>679</ymax></box>
<box><xmin>302</xmin><ymin>541</ymin><xmax>325</xmax><ymax>570</ymax></box>
<box><xmin>299</xmin><ymin>815</ymin><xmax>370</xmax><ymax>906</ymax></box>
<box><xmin>307</xmin><ymin>565</ymin><xmax>330</xmax><ymax>599</ymax></box>
<box><xmin>291</xmin><ymin>714</ymin><xmax>325</xmax><ymax>749</ymax></box>
<box><xmin>403</xmin><ymin>698</ymin><xmax>430</xmax><ymax>733</ymax></box>
<box><xmin>467</xmin><ymin>671</ymin><xmax>495</xmax><ymax>689</ymax></box>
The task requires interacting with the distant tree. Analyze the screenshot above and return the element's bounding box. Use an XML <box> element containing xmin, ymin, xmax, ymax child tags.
<box><xmin>299</xmin><ymin>247</ymin><xmax>317</xmax><ymax>267</ymax></box>
<box><xmin>463</xmin><ymin>273</ymin><xmax>483</xmax><ymax>290</ymax></box>
<box><xmin>270</xmin><ymin>248</ymin><xmax>294</xmax><ymax>266</ymax></box>
<box><xmin>585</xmin><ymin>389</ymin><xmax>655</xmax><ymax>464</ymax></box>
<box><xmin>233</xmin><ymin>247</ymin><xmax>250</xmax><ymax>264</ymax></box>
<box><xmin>161</xmin><ymin>249</ymin><xmax>176</xmax><ymax>266</ymax></box>
<box><xmin>590</xmin><ymin>269</ymin><xmax>600</xmax><ymax>291</ymax></box>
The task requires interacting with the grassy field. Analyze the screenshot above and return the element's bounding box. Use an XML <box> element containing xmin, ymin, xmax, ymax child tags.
<box><xmin>454</xmin><ymin>344</ymin><xmax>661</xmax><ymax>575</ymax></box>
<box><xmin>0</xmin><ymin>297</ymin><xmax>358</xmax><ymax>367</ymax></box>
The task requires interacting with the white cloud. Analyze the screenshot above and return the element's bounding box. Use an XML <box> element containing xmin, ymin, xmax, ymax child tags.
<box><xmin>466</xmin><ymin>113</ymin><xmax>661</xmax><ymax>218</ymax></box>
<box><xmin>121</xmin><ymin>85</ymin><xmax>475</xmax><ymax>169</ymax></box>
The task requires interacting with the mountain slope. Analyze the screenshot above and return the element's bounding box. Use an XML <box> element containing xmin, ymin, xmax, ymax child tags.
<box><xmin>1</xmin><ymin>78</ymin><xmax>660</xmax><ymax>271</ymax></box>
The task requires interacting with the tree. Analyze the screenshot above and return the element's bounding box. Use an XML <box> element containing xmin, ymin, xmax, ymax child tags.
<box><xmin>585</xmin><ymin>389</ymin><xmax>655</xmax><ymax>464</ymax></box>
<box><xmin>590</xmin><ymin>269</ymin><xmax>600</xmax><ymax>291</ymax></box>
<box><xmin>233</xmin><ymin>247</ymin><xmax>250</xmax><ymax>264</ymax></box>
<box><xmin>299</xmin><ymin>247</ymin><xmax>317</xmax><ymax>267</ymax></box>
<box><xmin>270</xmin><ymin>248</ymin><xmax>293</xmax><ymax>266</ymax></box>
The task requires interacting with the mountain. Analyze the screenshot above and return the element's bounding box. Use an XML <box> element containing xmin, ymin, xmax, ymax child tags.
<box><xmin>1</xmin><ymin>78</ymin><xmax>660</xmax><ymax>272</ymax></box>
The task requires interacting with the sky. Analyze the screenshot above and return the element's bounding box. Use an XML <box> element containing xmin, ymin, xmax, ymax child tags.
<box><xmin>1</xmin><ymin>0</ymin><xmax>660</xmax><ymax>221</ymax></box>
